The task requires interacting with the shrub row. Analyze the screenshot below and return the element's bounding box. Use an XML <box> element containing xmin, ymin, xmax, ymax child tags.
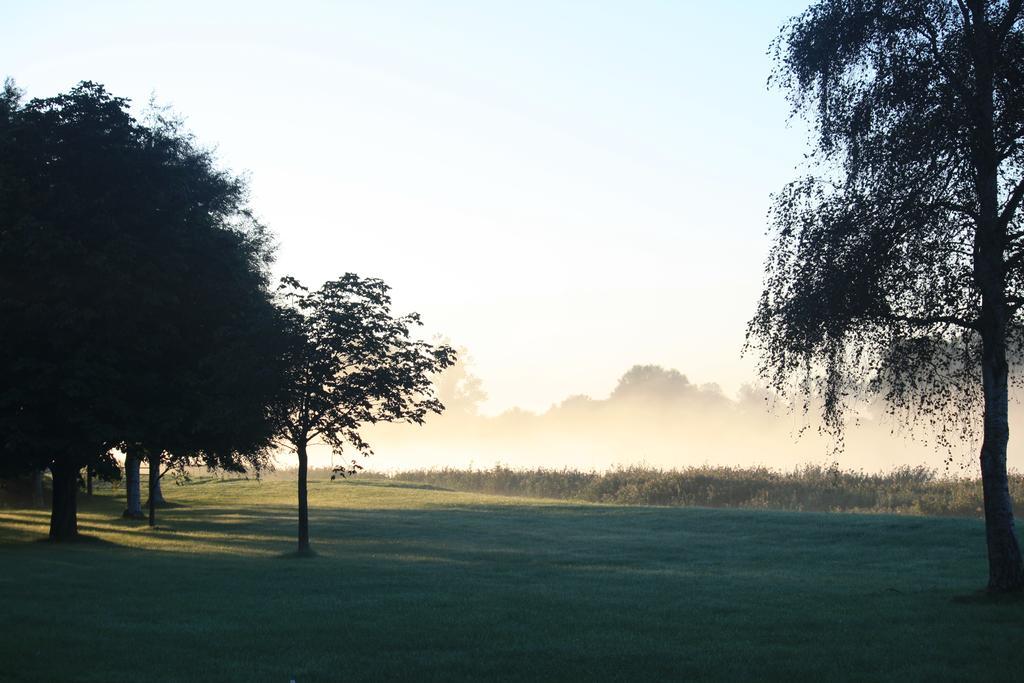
<box><xmin>381</xmin><ymin>464</ymin><xmax>1024</xmax><ymax>517</ymax></box>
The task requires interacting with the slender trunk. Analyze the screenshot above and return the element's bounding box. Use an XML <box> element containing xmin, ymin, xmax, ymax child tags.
<box><xmin>151</xmin><ymin>473</ymin><xmax>165</xmax><ymax>504</ymax></box>
<box><xmin>31</xmin><ymin>468</ymin><xmax>45</xmax><ymax>509</ymax></box>
<box><xmin>297</xmin><ymin>441</ymin><xmax>310</xmax><ymax>553</ymax></box>
<box><xmin>48</xmin><ymin>461</ymin><xmax>79</xmax><ymax>541</ymax></box>
<box><xmin>146</xmin><ymin>451</ymin><xmax>165</xmax><ymax>506</ymax></box>
<box><xmin>971</xmin><ymin>4</ymin><xmax>1024</xmax><ymax>592</ymax></box>
<box><xmin>148</xmin><ymin>452</ymin><xmax>158</xmax><ymax>528</ymax></box>
<box><xmin>980</xmin><ymin>332</ymin><xmax>1024</xmax><ymax>591</ymax></box>
<box><xmin>86</xmin><ymin>467</ymin><xmax>93</xmax><ymax>496</ymax></box>
<box><xmin>124</xmin><ymin>451</ymin><xmax>143</xmax><ymax>518</ymax></box>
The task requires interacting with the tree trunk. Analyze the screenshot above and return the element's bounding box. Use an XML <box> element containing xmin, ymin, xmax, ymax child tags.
<box><xmin>971</xmin><ymin>6</ymin><xmax>1024</xmax><ymax>592</ymax></box>
<box><xmin>123</xmin><ymin>451</ymin><xmax>143</xmax><ymax>518</ymax></box>
<box><xmin>297</xmin><ymin>442</ymin><xmax>310</xmax><ymax>554</ymax></box>
<box><xmin>48</xmin><ymin>461</ymin><xmax>79</xmax><ymax>541</ymax></box>
<box><xmin>148</xmin><ymin>451</ymin><xmax>160</xmax><ymax>528</ymax></box>
<box><xmin>146</xmin><ymin>451</ymin><xmax>166</xmax><ymax>506</ymax></box>
<box><xmin>86</xmin><ymin>467</ymin><xmax>93</xmax><ymax>496</ymax></box>
<box><xmin>31</xmin><ymin>468</ymin><xmax>45</xmax><ymax>509</ymax></box>
<box><xmin>980</xmin><ymin>339</ymin><xmax>1024</xmax><ymax>591</ymax></box>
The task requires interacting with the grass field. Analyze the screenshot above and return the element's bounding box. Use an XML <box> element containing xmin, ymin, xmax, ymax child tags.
<box><xmin>2</xmin><ymin>479</ymin><xmax>1023</xmax><ymax>682</ymax></box>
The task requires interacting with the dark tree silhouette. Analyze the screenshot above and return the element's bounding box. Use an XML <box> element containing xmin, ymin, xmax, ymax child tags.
<box><xmin>117</xmin><ymin>103</ymin><xmax>285</xmax><ymax>529</ymax></box>
<box><xmin>272</xmin><ymin>275</ymin><xmax>455</xmax><ymax>554</ymax></box>
<box><xmin>0</xmin><ymin>81</ymin><xmax>283</xmax><ymax>539</ymax></box>
<box><xmin>747</xmin><ymin>1</ymin><xmax>1024</xmax><ymax>590</ymax></box>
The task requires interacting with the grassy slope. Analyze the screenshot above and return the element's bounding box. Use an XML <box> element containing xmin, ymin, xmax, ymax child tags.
<box><xmin>1</xmin><ymin>479</ymin><xmax>1022</xmax><ymax>682</ymax></box>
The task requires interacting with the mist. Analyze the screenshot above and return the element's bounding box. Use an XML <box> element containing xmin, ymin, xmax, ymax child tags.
<box><xmin>296</xmin><ymin>357</ymin><xmax>1012</xmax><ymax>475</ymax></box>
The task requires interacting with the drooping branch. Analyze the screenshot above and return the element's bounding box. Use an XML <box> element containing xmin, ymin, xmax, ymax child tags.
<box><xmin>888</xmin><ymin>312</ymin><xmax>980</xmax><ymax>331</ymax></box>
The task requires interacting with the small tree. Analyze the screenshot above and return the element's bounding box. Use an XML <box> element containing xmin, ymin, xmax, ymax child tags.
<box><xmin>272</xmin><ymin>275</ymin><xmax>455</xmax><ymax>554</ymax></box>
<box><xmin>747</xmin><ymin>1</ymin><xmax>1024</xmax><ymax>590</ymax></box>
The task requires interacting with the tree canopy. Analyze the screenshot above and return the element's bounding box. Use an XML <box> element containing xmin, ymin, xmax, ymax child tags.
<box><xmin>272</xmin><ymin>275</ymin><xmax>455</xmax><ymax>553</ymax></box>
<box><xmin>0</xmin><ymin>81</ymin><xmax>284</xmax><ymax>539</ymax></box>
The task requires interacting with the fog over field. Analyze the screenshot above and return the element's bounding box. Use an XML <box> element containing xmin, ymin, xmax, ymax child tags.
<box><xmin>293</xmin><ymin>356</ymin><xmax>1018</xmax><ymax>475</ymax></box>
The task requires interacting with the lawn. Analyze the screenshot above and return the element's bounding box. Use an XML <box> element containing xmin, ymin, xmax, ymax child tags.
<box><xmin>1</xmin><ymin>478</ymin><xmax>1022</xmax><ymax>682</ymax></box>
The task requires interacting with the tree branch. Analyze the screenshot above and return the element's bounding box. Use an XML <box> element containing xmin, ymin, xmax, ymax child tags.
<box><xmin>997</xmin><ymin>0</ymin><xmax>1023</xmax><ymax>44</ymax></box>
<box><xmin>889</xmin><ymin>313</ymin><xmax>979</xmax><ymax>330</ymax></box>
<box><xmin>999</xmin><ymin>176</ymin><xmax>1024</xmax><ymax>232</ymax></box>
<box><xmin>999</xmin><ymin>133</ymin><xmax>1022</xmax><ymax>163</ymax></box>
<box><xmin>1005</xmin><ymin>249</ymin><xmax>1024</xmax><ymax>270</ymax></box>
<box><xmin>914</xmin><ymin>23</ymin><xmax>972</xmax><ymax>101</ymax></box>
<box><xmin>956</xmin><ymin>0</ymin><xmax>974</xmax><ymax>35</ymax></box>
<box><xmin>269</xmin><ymin>438</ymin><xmax>294</xmax><ymax>453</ymax></box>
<box><xmin>935</xmin><ymin>200</ymin><xmax>979</xmax><ymax>222</ymax></box>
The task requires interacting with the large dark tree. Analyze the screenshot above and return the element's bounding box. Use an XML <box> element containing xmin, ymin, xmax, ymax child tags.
<box><xmin>272</xmin><ymin>275</ymin><xmax>455</xmax><ymax>554</ymax></box>
<box><xmin>747</xmin><ymin>1</ymin><xmax>1024</xmax><ymax>590</ymax></box>
<box><xmin>0</xmin><ymin>81</ymin><xmax>283</xmax><ymax>539</ymax></box>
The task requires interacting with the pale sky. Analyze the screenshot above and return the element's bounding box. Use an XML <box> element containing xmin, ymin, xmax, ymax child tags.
<box><xmin>5</xmin><ymin>1</ymin><xmax>811</xmax><ymax>414</ymax></box>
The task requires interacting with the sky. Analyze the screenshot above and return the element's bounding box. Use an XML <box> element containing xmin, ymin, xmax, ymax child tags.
<box><xmin>5</xmin><ymin>0</ymin><xmax>812</xmax><ymax>415</ymax></box>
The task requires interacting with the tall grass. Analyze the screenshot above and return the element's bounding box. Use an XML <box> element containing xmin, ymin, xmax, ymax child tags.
<box><xmin>7</xmin><ymin>463</ymin><xmax>1022</xmax><ymax>518</ymax></box>
<box><xmin>380</xmin><ymin>464</ymin><xmax>1024</xmax><ymax>517</ymax></box>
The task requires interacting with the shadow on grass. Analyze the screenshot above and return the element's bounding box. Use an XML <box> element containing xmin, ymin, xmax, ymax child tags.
<box><xmin>182</xmin><ymin>478</ymin><xmax>257</xmax><ymax>486</ymax></box>
<box><xmin>345</xmin><ymin>479</ymin><xmax>452</xmax><ymax>492</ymax></box>
<box><xmin>1</xmin><ymin>492</ymin><xmax>997</xmax><ymax>608</ymax></box>
<box><xmin>144</xmin><ymin>500</ymin><xmax>188</xmax><ymax>509</ymax></box>
<box><xmin>32</xmin><ymin>533</ymin><xmax>125</xmax><ymax>548</ymax></box>
<box><xmin>277</xmin><ymin>546</ymin><xmax>318</xmax><ymax>559</ymax></box>
<box><xmin>951</xmin><ymin>589</ymin><xmax>1024</xmax><ymax>605</ymax></box>
<box><xmin>4</xmin><ymin>493</ymin><xmax>1023</xmax><ymax>683</ymax></box>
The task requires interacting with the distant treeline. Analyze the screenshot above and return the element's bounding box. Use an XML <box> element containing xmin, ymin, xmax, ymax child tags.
<box><xmin>374</xmin><ymin>465</ymin><xmax>1024</xmax><ymax>518</ymax></box>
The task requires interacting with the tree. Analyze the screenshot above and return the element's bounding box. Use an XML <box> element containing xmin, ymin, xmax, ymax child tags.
<box><xmin>610</xmin><ymin>365</ymin><xmax>694</xmax><ymax>402</ymax></box>
<box><xmin>1</xmin><ymin>80</ymin><xmax>129</xmax><ymax>538</ymax></box>
<box><xmin>432</xmin><ymin>341</ymin><xmax>487</xmax><ymax>416</ymax></box>
<box><xmin>115</xmin><ymin>102</ymin><xmax>285</xmax><ymax>529</ymax></box>
<box><xmin>0</xmin><ymin>81</ymin><xmax>283</xmax><ymax>539</ymax></box>
<box><xmin>272</xmin><ymin>275</ymin><xmax>455</xmax><ymax>554</ymax></box>
<box><xmin>747</xmin><ymin>0</ymin><xmax>1024</xmax><ymax>590</ymax></box>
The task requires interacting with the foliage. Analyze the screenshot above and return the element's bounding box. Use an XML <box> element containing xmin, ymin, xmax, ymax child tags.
<box><xmin>271</xmin><ymin>274</ymin><xmax>454</xmax><ymax>551</ymax></box>
<box><xmin>611</xmin><ymin>365</ymin><xmax>696</xmax><ymax>401</ymax></box>
<box><xmin>749</xmin><ymin>0</ymin><xmax>1024</xmax><ymax>437</ymax></box>
<box><xmin>0</xmin><ymin>80</ymin><xmax>283</xmax><ymax>536</ymax></box>
<box><xmin>746</xmin><ymin>0</ymin><xmax>1024</xmax><ymax>589</ymax></box>
<box><xmin>272</xmin><ymin>275</ymin><xmax>456</xmax><ymax>469</ymax></box>
<box><xmin>88</xmin><ymin>453</ymin><xmax>123</xmax><ymax>484</ymax></box>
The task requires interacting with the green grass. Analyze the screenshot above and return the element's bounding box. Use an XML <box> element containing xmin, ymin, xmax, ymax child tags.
<box><xmin>1</xmin><ymin>479</ymin><xmax>1023</xmax><ymax>682</ymax></box>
